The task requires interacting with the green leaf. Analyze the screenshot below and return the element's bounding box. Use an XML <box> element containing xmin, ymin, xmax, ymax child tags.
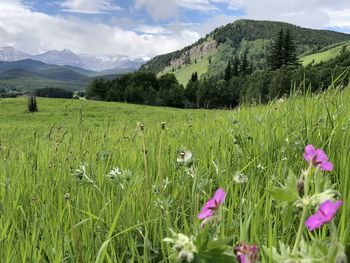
<box><xmin>269</xmin><ymin>170</ymin><xmax>299</xmax><ymax>203</ymax></box>
<box><xmin>194</xmin><ymin>229</ymin><xmax>236</xmax><ymax>263</ymax></box>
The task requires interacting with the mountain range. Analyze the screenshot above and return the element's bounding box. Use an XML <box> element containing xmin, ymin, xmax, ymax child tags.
<box><xmin>0</xmin><ymin>47</ymin><xmax>149</xmax><ymax>92</ymax></box>
<box><xmin>0</xmin><ymin>46</ymin><xmax>148</xmax><ymax>72</ymax></box>
<box><xmin>141</xmin><ymin>19</ymin><xmax>350</xmax><ymax>85</ymax></box>
<box><xmin>0</xmin><ymin>59</ymin><xmax>101</xmax><ymax>92</ymax></box>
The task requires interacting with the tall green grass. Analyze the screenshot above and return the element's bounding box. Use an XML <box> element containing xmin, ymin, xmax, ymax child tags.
<box><xmin>0</xmin><ymin>88</ymin><xmax>349</xmax><ymax>262</ymax></box>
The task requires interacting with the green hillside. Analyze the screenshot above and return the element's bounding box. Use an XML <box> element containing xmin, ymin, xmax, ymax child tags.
<box><xmin>301</xmin><ymin>41</ymin><xmax>350</xmax><ymax>66</ymax></box>
<box><xmin>165</xmin><ymin>54</ymin><xmax>210</xmax><ymax>86</ymax></box>
<box><xmin>141</xmin><ymin>19</ymin><xmax>350</xmax><ymax>85</ymax></box>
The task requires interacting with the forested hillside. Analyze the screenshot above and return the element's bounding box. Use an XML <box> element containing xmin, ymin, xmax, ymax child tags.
<box><xmin>140</xmin><ymin>19</ymin><xmax>350</xmax><ymax>85</ymax></box>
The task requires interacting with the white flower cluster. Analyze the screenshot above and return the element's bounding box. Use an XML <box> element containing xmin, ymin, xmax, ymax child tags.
<box><xmin>164</xmin><ymin>230</ymin><xmax>197</xmax><ymax>262</ymax></box>
<box><xmin>106</xmin><ymin>166</ymin><xmax>132</xmax><ymax>189</ymax></box>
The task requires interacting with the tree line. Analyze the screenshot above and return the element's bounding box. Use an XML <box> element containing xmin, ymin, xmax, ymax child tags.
<box><xmin>35</xmin><ymin>87</ymin><xmax>74</xmax><ymax>99</ymax></box>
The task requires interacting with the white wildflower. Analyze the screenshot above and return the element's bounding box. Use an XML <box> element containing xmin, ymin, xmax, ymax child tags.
<box><xmin>106</xmin><ymin>166</ymin><xmax>132</xmax><ymax>189</ymax></box>
<box><xmin>257</xmin><ymin>163</ymin><xmax>266</xmax><ymax>170</ymax></box>
<box><xmin>177</xmin><ymin>149</ymin><xmax>193</xmax><ymax>167</ymax></box>
<box><xmin>233</xmin><ymin>173</ymin><xmax>248</xmax><ymax>184</ymax></box>
<box><xmin>164</xmin><ymin>230</ymin><xmax>197</xmax><ymax>262</ymax></box>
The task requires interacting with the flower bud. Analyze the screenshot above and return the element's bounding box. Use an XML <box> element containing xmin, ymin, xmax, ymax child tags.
<box><xmin>297</xmin><ymin>179</ymin><xmax>304</xmax><ymax>197</ymax></box>
<box><xmin>64</xmin><ymin>193</ymin><xmax>71</xmax><ymax>200</ymax></box>
<box><xmin>161</xmin><ymin>122</ymin><xmax>166</xmax><ymax>129</ymax></box>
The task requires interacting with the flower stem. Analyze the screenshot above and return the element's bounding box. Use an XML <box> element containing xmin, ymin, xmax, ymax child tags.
<box><xmin>292</xmin><ymin>205</ymin><xmax>308</xmax><ymax>254</ymax></box>
<box><xmin>329</xmin><ymin>221</ymin><xmax>338</xmax><ymax>243</ymax></box>
<box><xmin>293</xmin><ymin>164</ymin><xmax>312</xmax><ymax>254</ymax></box>
<box><xmin>157</xmin><ymin>122</ymin><xmax>165</xmax><ymax>185</ymax></box>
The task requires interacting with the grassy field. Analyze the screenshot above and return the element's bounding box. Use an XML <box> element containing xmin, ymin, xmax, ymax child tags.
<box><xmin>0</xmin><ymin>89</ymin><xmax>350</xmax><ymax>261</ymax></box>
<box><xmin>301</xmin><ymin>41</ymin><xmax>350</xmax><ymax>66</ymax></box>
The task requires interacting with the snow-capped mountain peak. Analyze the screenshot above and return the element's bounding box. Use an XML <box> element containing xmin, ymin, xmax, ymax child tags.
<box><xmin>0</xmin><ymin>47</ymin><xmax>149</xmax><ymax>72</ymax></box>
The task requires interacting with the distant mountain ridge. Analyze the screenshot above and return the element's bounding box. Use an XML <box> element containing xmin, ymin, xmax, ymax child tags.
<box><xmin>0</xmin><ymin>46</ymin><xmax>148</xmax><ymax>72</ymax></box>
<box><xmin>0</xmin><ymin>59</ymin><xmax>121</xmax><ymax>91</ymax></box>
<box><xmin>0</xmin><ymin>46</ymin><xmax>31</xmax><ymax>61</ymax></box>
<box><xmin>141</xmin><ymin>19</ymin><xmax>350</xmax><ymax>85</ymax></box>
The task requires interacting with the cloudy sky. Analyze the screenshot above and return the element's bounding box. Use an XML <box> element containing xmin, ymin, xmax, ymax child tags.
<box><xmin>1</xmin><ymin>0</ymin><xmax>350</xmax><ymax>58</ymax></box>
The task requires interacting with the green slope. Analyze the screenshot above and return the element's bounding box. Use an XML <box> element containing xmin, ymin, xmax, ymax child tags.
<box><xmin>159</xmin><ymin>55</ymin><xmax>210</xmax><ymax>86</ymax></box>
<box><xmin>301</xmin><ymin>41</ymin><xmax>350</xmax><ymax>66</ymax></box>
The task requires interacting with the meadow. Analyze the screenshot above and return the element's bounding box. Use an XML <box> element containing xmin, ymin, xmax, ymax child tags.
<box><xmin>301</xmin><ymin>41</ymin><xmax>350</xmax><ymax>66</ymax></box>
<box><xmin>0</xmin><ymin>88</ymin><xmax>350</xmax><ymax>262</ymax></box>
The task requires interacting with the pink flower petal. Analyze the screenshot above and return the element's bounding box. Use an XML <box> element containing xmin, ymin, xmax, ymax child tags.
<box><xmin>315</xmin><ymin>149</ymin><xmax>328</xmax><ymax>163</ymax></box>
<box><xmin>306</xmin><ymin>213</ymin><xmax>324</xmax><ymax>231</ymax></box>
<box><xmin>198</xmin><ymin>208</ymin><xmax>213</xmax><ymax>220</ymax></box>
<box><xmin>304</xmin><ymin>145</ymin><xmax>316</xmax><ymax>160</ymax></box>
<box><xmin>197</xmin><ymin>188</ymin><xmax>226</xmax><ymax>221</ymax></box>
<box><xmin>238</xmin><ymin>254</ymin><xmax>247</xmax><ymax>263</ymax></box>
<box><xmin>304</xmin><ymin>145</ymin><xmax>333</xmax><ymax>171</ymax></box>
<box><xmin>213</xmin><ymin>188</ymin><xmax>226</xmax><ymax>205</ymax></box>
<box><xmin>306</xmin><ymin>200</ymin><xmax>343</xmax><ymax>231</ymax></box>
<box><xmin>320</xmin><ymin>161</ymin><xmax>333</xmax><ymax>171</ymax></box>
<box><xmin>319</xmin><ymin>200</ymin><xmax>332</xmax><ymax>212</ymax></box>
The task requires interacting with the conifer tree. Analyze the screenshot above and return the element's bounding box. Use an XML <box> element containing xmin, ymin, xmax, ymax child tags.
<box><xmin>240</xmin><ymin>51</ymin><xmax>249</xmax><ymax>76</ymax></box>
<box><xmin>224</xmin><ymin>61</ymin><xmax>232</xmax><ymax>81</ymax></box>
<box><xmin>232</xmin><ymin>56</ymin><xmax>239</xmax><ymax>76</ymax></box>
<box><xmin>191</xmin><ymin>72</ymin><xmax>198</xmax><ymax>82</ymax></box>
<box><xmin>268</xmin><ymin>29</ymin><xmax>299</xmax><ymax>70</ymax></box>
<box><xmin>267</xmin><ymin>29</ymin><xmax>284</xmax><ymax>70</ymax></box>
<box><xmin>284</xmin><ymin>29</ymin><xmax>299</xmax><ymax>66</ymax></box>
<box><xmin>28</xmin><ymin>95</ymin><xmax>38</xmax><ymax>113</ymax></box>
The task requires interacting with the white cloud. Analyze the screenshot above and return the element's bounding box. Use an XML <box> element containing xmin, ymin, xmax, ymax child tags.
<box><xmin>134</xmin><ymin>0</ymin><xmax>178</xmax><ymax>20</ymax></box>
<box><xmin>134</xmin><ymin>0</ymin><xmax>225</xmax><ymax>20</ymax></box>
<box><xmin>178</xmin><ymin>0</ymin><xmax>219</xmax><ymax>11</ymax></box>
<box><xmin>0</xmin><ymin>1</ymin><xmax>200</xmax><ymax>57</ymax></box>
<box><xmin>134</xmin><ymin>25</ymin><xmax>173</xmax><ymax>35</ymax></box>
<box><xmin>135</xmin><ymin>0</ymin><xmax>350</xmax><ymax>32</ymax></box>
<box><xmin>60</xmin><ymin>0</ymin><xmax>121</xmax><ymax>14</ymax></box>
<box><xmin>326</xmin><ymin>9</ymin><xmax>350</xmax><ymax>28</ymax></box>
<box><xmin>228</xmin><ymin>0</ymin><xmax>350</xmax><ymax>30</ymax></box>
<box><xmin>192</xmin><ymin>14</ymin><xmax>236</xmax><ymax>35</ymax></box>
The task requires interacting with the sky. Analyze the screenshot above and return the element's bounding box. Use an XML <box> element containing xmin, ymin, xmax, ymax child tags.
<box><xmin>1</xmin><ymin>0</ymin><xmax>350</xmax><ymax>58</ymax></box>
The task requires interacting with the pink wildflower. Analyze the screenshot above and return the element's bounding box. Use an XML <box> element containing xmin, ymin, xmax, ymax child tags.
<box><xmin>304</xmin><ymin>145</ymin><xmax>333</xmax><ymax>171</ymax></box>
<box><xmin>306</xmin><ymin>200</ymin><xmax>343</xmax><ymax>231</ymax></box>
<box><xmin>198</xmin><ymin>188</ymin><xmax>226</xmax><ymax>221</ymax></box>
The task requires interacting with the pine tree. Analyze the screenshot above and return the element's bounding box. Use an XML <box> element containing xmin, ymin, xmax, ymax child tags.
<box><xmin>224</xmin><ymin>61</ymin><xmax>232</xmax><ymax>81</ymax></box>
<box><xmin>267</xmin><ymin>29</ymin><xmax>284</xmax><ymax>70</ymax></box>
<box><xmin>284</xmin><ymin>29</ymin><xmax>299</xmax><ymax>66</ymax></box>
<box><xmin>268</xmin><ymin>29</ymin><xmax>299</xmax><ymax>70</ymax></box>
<box><xmin>239</xmin><ymin>51</ymin><xmax>249</xmax><ymax>76</ymax></box>
<box><xmin>232</xmin><ymin>56</ymin><xmax>239</xmax><ymax>76</ymax></box>
<box><xmin>340</xmin><ymin>45</ymin><xmax>347</xmax><ymax>55</ymax></box>
<box><xmin>191</xmin><ymin>72</ymin><xmax>198</xmax><ymax>82</ymax></box>
<box><xmin>28</xmin><ymin>95</ymin><xmax>38</xmax><ymax>112</ymax></box>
